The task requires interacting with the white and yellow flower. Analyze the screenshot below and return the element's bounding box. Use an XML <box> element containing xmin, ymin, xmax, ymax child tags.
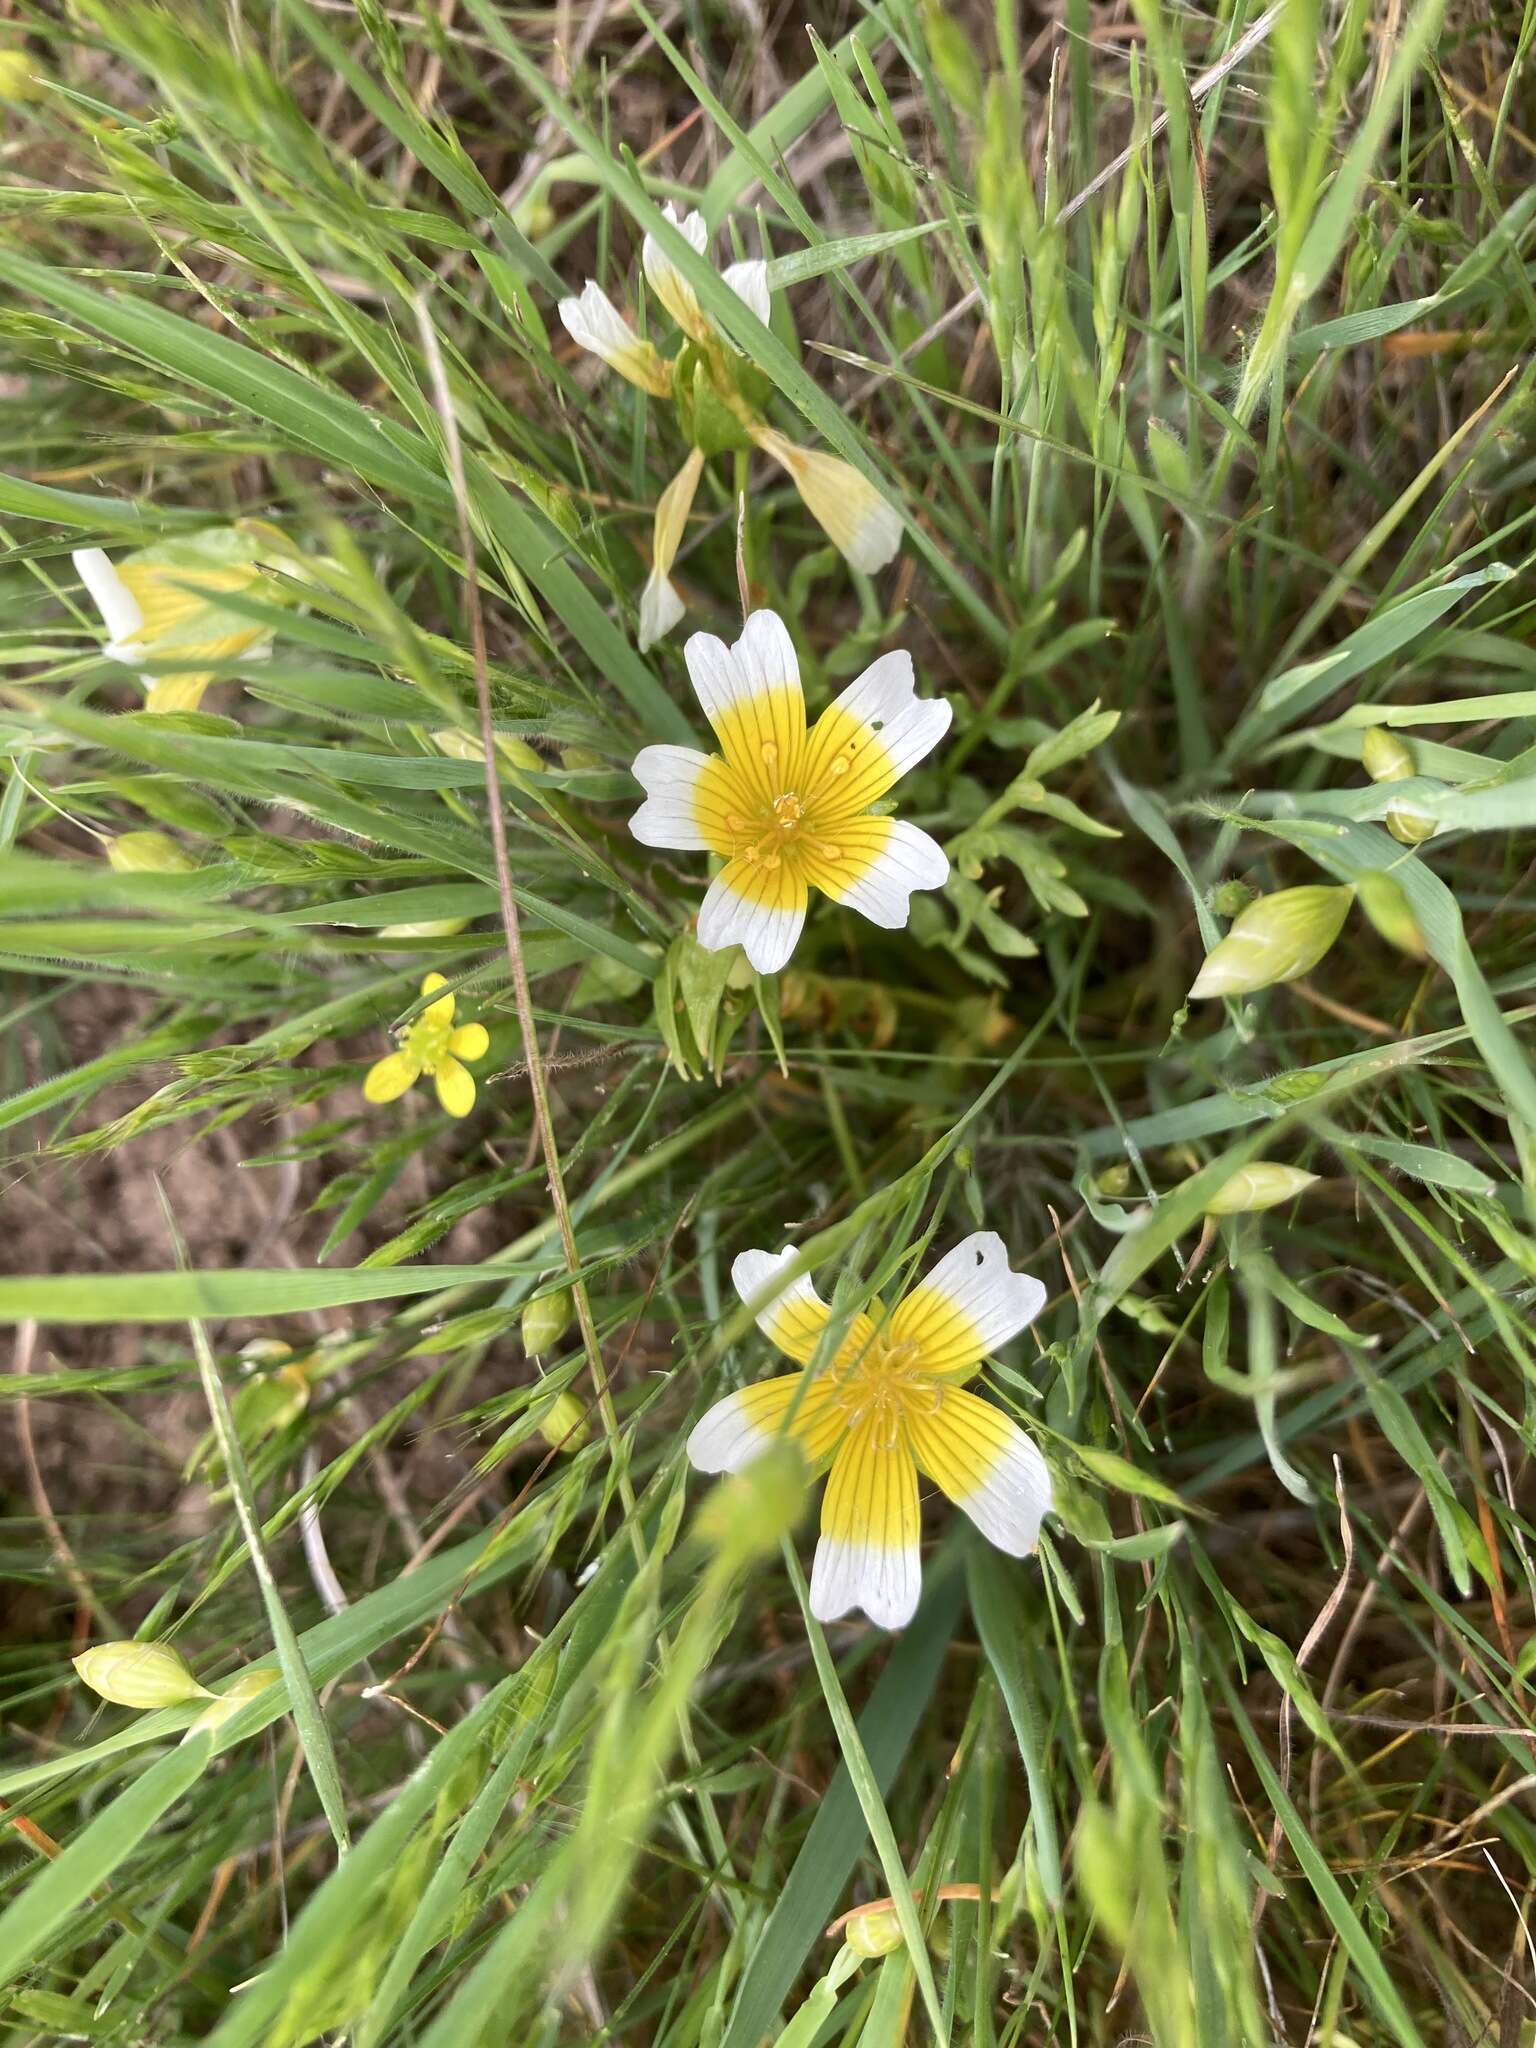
<box><xmin>72</xmin><ymin>530</ymin><xmax>276</xmax><ymax>712</ymax></box>
<box><xmin>642</xmin><ymin>202</ymin><xmax>770</xmax><ymax>345</ymax></box>
<box><xmin>557</xmin><ymin>279</ymin><xmax>672</xmax><ymax>397</ymax></box>
<box><xmin>749</xmin><ymin>426</ymin><xmax>903</xmax><ymax>575</ymax></box>
<box><xmin>688</xmin><ymin>1232</ymin><xmax>1051</xmax><ymax>1628</ymax></box>
<box><xmin>363</xmin><ymin>973</ymin><xmax>490</xmax><ymax>1119</ymax></box>
<box><xmin>629</xmin><ymin>609</ymin><xmax>950</xmax><ymax>975</ymax></box>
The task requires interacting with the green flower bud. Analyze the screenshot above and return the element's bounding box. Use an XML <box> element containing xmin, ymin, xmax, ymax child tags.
<box><xmin>1202</xmin><ymin>1163</ymin><xmax>1320</xmax><ymax>1215</ymax></box>
<box><xmin>433</xmin><ymin>727</ymin><xmax>483</xmax><ymax>762</ymax></box>
<box><xmin>844</xmin><ymin>1905</ymin><xmax>904</xmax><ymax>1958</ymax></box>
<box><xmin>1094</xmin><ymin>1162</ymin><xmax>1132</xmax><ymax>1197</ymax></box>
<box><xmin>560</xmin><ymin>744</ymin><xmax>605</xmax><ymax>773</ymax></box>
<box><xmin>1356</xmin><ymin>870</ymin><xmax>1428</xmax><ymax>960</ymax></box>
<box><xmin>537</xmin><ymin>1389</ymin><xmax>589</xmax><ymax>1453</ymax></box>
<box><xmin>1386</xmin><ymin>802</ymin><xmax>1437</xmax><ymax>846</ymax></box>
<box><xmin>106</xmin><ymin>831</ymin><xmax>196</xmax><ymax>874</ymax></box>
<box><xmin>1189</xmin><ymin>885</ymin><xmax>1353</xmax><ymax>999</ymax></box>
<box><xmin>74</xmin><ymin>1641</ymin><xmax>211</xmax><ymax>1710</ymax></box>
<box><xmin>522</xmin><ymin>1286</ymin><xmax>574</xmax><ymax>1357</ymax></box>
<box><xmin>1209</xmin><ymin>878</ymin><xmax>1259</xmax><ymax>920</ymax></box>
<box><xmin>1361</xmin><ymin>727</ymin><xmax>1414</xmax><ymax>783</ymax></box>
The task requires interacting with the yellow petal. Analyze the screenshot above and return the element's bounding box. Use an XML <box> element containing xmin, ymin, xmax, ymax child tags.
<box><xmin>907</xmin><ymin>1386</ymin><xmax>1051</xmax><ymax>1556</ymax></box>
<box><xmin>363</xmin><ymin>1051</ymin><xmax>422</xmax><ymax>1104</ymax></box>
<box><xmin>419</xmin><ymin>971</ymin><xmax>456</xmax><ymax>1027</ymax></box>
<box><xmin>449</xmin><ymin>1022</ymin><xmax>489</xmax><ymax>1062</ymax></box>
<box><xmin>144</xmin><ymin>673</ymin><xmax>215</xmax><ymax>712</ymax></box>
<box><xmin>810</xmin><ymin>1422</ymin><xmax>920</xmax><ymax>1627</ymax></box>
<box><xmin>434</xmin><ymin>1057</ymin><xmax>476</xmax><ymax>1118</ymax></box>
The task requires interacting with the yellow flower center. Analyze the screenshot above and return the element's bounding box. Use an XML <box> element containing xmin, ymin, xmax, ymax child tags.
<box><xmin>826</xmin><ymin>1328</ymin><xmax>942</xmax><ymax>1448</ymax></box>
<box><xmin>722</xmin><ymin>784</ymin><xmax>847</xmax><ymax>873</ymax></box>
<box><xmin>404</xmin><ymin>1011</ymin><xmax>453</xmax><ymax>1070</ymax></box>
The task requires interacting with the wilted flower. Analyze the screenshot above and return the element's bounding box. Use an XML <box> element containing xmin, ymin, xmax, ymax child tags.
<box><xmin>749</xmin><ymin>426</ymin><xmax>902</xmax><ymax>575</ymax></box>
<box><xmin>688</xmin><ymin>1231</ymin><xmax>1050</xmax><ymax>1628</ymax></box>
<box><xmin>1202</xmin><ymin>1163</ymin><xmax>1320</xmax><ymax>1215</ymax></box>
<box><xmin>640</xmin><ymin>446</ymin><xmax>705</xmax><ymax>651</ymax></box>
<box><xmin>629</xmin><ymin>609</ymin><xmax>950</xmax><ymax>974</ymax></box>
<box><xmin>74</xmin><ymin>1640</ymin><xmax>211</xmax><ymax>1710</ymax></box>
<box><xmin>106</xmin><ymin>831</ymin><xmax>196</xmax><ymax>874</ymax></box>
<box><xmin>1189</xmin><ymin>884</ymin><xmax>1354</xmax><ymax>999</ymax></box>
<box><xmin>187</xmin><ymin>1667</ymin><xmax>280</xmax><ymax>1737</ymax></box>
<box><xmin>363</xmin><ymin>972</ymin><xmax>490</xmax><ymax>1119</ymax></box>
<box><xmin>1356</xmin><ymin>869</ymin><xmax>1428</xmax><ymax>960</ymax></box>
<box><xmin>72</xmin><ymin>529</ymin><xmax>280</xmax><ymax>712</ymax></box>
<box><xmin>641</xmin><ymin>202</ymin><xmax>770</xmax><ymax>345</ymax></box>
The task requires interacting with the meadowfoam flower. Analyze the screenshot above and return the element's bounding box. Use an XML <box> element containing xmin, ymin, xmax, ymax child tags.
<box><xmin>688</xmin><ymin>1232</ymin><xmax>1051</xmax><ymax>1628</ymax></box>
<box><xmin>639</xmin><ymin>446</ymin><xmax>705</xmax><ymax>651</ymax></box>
<box><xmin>557</xmin><ymin>279</ymin><xmax>671</xmax><ymax>396</ymax></box>
<box><xmin>363</xmin><ymin>973</ymin><xmax>489</xmax><ymax>1119</ymax></box>
<box><xmin>629</xmin><ymin>610</ymin><xmax>950</xmax><ymax>975</ymax></box>
<box><xmin>72</xmin><ymin>530</ymin><xmax>275</xmax><ymax>712</ymax></box>
<box><xmin>642</xmin><ymin>202</ymin><xmax>770</xmax><ymax>346</ymax></box>
<box><xmin>750</xmin><ymin>426</ymin><xmax>903</xmax><ymax>575</ymax></box>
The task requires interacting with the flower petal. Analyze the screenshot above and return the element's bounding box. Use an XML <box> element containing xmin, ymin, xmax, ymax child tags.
<box><xmin>753</xmin><ymin>430</ymin><xmax>902</xmax><ymax>573</ymax></box>
<box><xmin>805</xmin><ymin>817</ymin><xmax>949</xmax><ymax>931</ymax></box>
<box><xmin>888</xmin><ymin>1231</ymin><xmax>1047</xmax><ymax>1378</ymax></box>
<box><xmin>637</xmin><ymin>446</ymin><xmax>704</xmax><ymax>651</ymax></box>
<box><xmin>434</xmin><ymin>1057</ymin><xmax>477</xmax><ymax>1118</ymax></box>
<box><xmin>72</xmin><ymin>547</ymin><xmax>145</xmax><ymax>651</ymax></box>
<box><xmin>803</xmin><ymin>649</ymin><xmax>952</xmax><ymax>816</ymax></box>
<box><xmin>449</xmin><ymin>1022</ymin><xmax>489</xmax><ymax>1062</ymax></box>
<box><xmin>629</xmin><ymin>744</ymin><xmax>715</xmax><ymax>850</ymax></box>
<box><xmin>144</xmin><ymin>673</ymin><xmax>215</xmax><ymax>712</ymax></box>
<box><xmin>909</xmin><ymin>1386</ymin><xmax>1051</xmax><ymax>1557</ymax></box>
<box><xmin>558</xmin><ymin>281</ymin><xmax>671</xmax><ymax>396</ymax></box>
<box><xmin>363</xmin><ymin>1051</ymin><xmax>421</xmax><ymax>1104</ymax></box>
<box><xmin>642</xmin><ymin>203</ymin><xmax>711</xmax><ymax>339</ymax></box>
<box><xmin>419</xmin><ymin>972</ymin><xmax>456</xmax><ymax>1027</ymax></box>
<box><xmin>732</xmin><ymin>1247</ymin><xmax>834</xmax><ymax>1362</ymax></box>
<box><xmin>687</xmin><ymin>1370</ymin><xmax>844</xmax><ymax>1473</ymax></box>
<box><xmin>638</xmin><ymin>571</ymin><xmax>686</xmax><ymax>653</ymax></box>
<box><xmin>683</xmin><ymin>609</ymin><xmax>806</xmax><ymax>804</ymax></box>
<box><xmin>696</xmin><ymin>857</ymin><xmax>807</xmax><ymax>975</ymax></box>
<box><xmin>721</xmin><ymin>257</ymin><xmax>771</xmax><ymax>325</ymax></box>
<box><xmin>810</xmin><ymin>1422</ymin><xmax>921</xmax><ymax>1629</ymax></box>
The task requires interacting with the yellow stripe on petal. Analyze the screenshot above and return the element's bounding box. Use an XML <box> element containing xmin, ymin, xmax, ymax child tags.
<box><xmin>888</xmin><ymin>1232</ymin><xmax>1047</xmax><ymax>1377</ymax></box>
<box><xmin>803</xmin><ymin>651</ymin><xmax>952</xmax><ymax>819</ymax></box>
<box><xmin>433</xmin><ymin>1057</ymin><xmax>476</xmax><ymax>1118</ymax></box>
<box><xmin>705</xmin><ymin>686</ymin><xmax>807</xmax><ymax>808</ymax></box>
<box><xmin>810</xmin><ymin>1420</ymin><xmax>921</xmax><ymax>1628</ymax></box>
<box><xmin>908</xmin><ymin>1386</ymin><xmax>1051</xmax><ymax>1557</ymax></box>
<box><xmin>144</xmin><ymin>674</ymin><xmax>216</xmax><ymax>712</ymax></box>
<box><xmin>363</xmin><ymin>1051</ymin><xmax>421</xmax><ymax>1104</ymax></box>
<box><xmin>449</xmin><ymin>1022</ymin><xmax>489</xmax><ymax>1062</ymax></box>
<box><xmin>687</xmin><ymin>1372</ymin><xmax>844</xmax><ymax>1473</ymax></box>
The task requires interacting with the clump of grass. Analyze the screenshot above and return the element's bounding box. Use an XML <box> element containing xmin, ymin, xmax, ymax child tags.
<box><xmin>2</xmin><ymin>1</ymin><xmax>1535</xmax><ymax>2043</ymax></box>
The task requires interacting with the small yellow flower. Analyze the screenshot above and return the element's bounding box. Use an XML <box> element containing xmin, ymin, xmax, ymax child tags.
<box><xmin>363</xmin><ymin>973</ymin><xmax>490</xmax><ymax>1118</ymax></box>
<box><xmin>750</xmin><ymin>426</ymin><xmax>903</xmax><ymax>575</ymax></box>
<box><xmin>630</xmin><ymin>610</ymin><xmax>950</xmax><ymax>975</ymax></box>
<box><xmin>72</xmin><ymin>531</ymin><xmax>278</xmax><ymax>712</ymax></box>
<box><xmin>688</xmin><ymin>1231</ymin><xmax>1051</xmax><ymax>1628</ymax></box>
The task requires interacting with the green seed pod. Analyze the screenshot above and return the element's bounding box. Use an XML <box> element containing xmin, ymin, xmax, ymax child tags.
<box><xmin>106</xmin><ymin>830</ymin><xmax>196</xmax><ymax>874</ymax></box>
<box><xmin>74</xmin><ymin>1641</ymin><xmax>211</xmax><ymax>1710</ymax></box>
<box><xmin>1356</xmin><ymin>870</ymin><xmax>1428</xmax><ymax>960</ymax></box>
<box><xmin>537</xmin><ymin>1389</ymin><xmax>589</xmax><ymax>1453</ymax></box>
<box><xmin>522</xmin><ymin>1286</ymin><xmax>574</xmax><ymax>1357</ymax></box>
<box><xmin>1203</xmin><ymin>1163</ymin><xmax>1320</xmax><ymax>1215</ymax></box>
<box><xmin>1386</xmin><ymin>802</ymin><xmax>1437</xmax><ymax>846</ymax></box>
<box><xmin>1189</xmin><ymin>885</ymin><xmax>1354</xmax><ymax>999</ymax></box>
<box><xmin>1361</xmin><ymin>727</ymin><xmax>1414</xmax><ymax>783</ymax></box>
<box><xmin>844</xmin><ymin>1905</ymin><xmax>905</xmax><ymax>1959</ymax></box>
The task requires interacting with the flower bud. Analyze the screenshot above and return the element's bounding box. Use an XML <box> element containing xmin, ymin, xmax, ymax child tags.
<box><xmin>1356</xmin><ymin>870</ymin><xmax>1428</xmax><ymax>960</ymax></box>
<box><xmin>844</xmin><ymin>1905</ymin><xmax>905</xmax><ymax>1958</ymax></box>
<box><xmin>537</xmin><ymin>1389</ymin><xmax>589</xmax><ymax>1453</ymax></box>
<box><xmin>1386</xmin><ymin>802</ymin><xmax>1437</xmax><ymax>846</ymax></box>
<box><xmin>749</xmin><ymin>428</ymin><xmax>902</xmax><ymax>574</ymax></box>
<box><xmin>107</xmin><ymin>831</ymin><xmax>196</xmax><ymax>874</ymax></box>
<box><xmin>1361</xmin><ymin>727</ymin><xmax>1414</xmax><ymax>783</ymax></box>
<box><xmin>1209</xmin><ymin>878</ymin><xmax>1259</xmax><ymax>920</ymax></box>
<box><xmin>560</xmin><ymin>744</ymin><xmax>605</xmax><ymax>772</ymax></box>
<box><xmin>74</xmin><ymin>1641</ymin><xmax>211</xmax><ymax>1710</ymax></box>
<box><xmin>1094</xmin><ymin>1162</ymin><xmax>1132</xmax><ymax>1197</ymax></box>
<box><xmin>378</xmin><ymin>917</ymin><xmax>472</xmax><ymax>939</ymax></box>
<box><xmin>522</xmin><ymin>1286</ymin><xmax>574</xmax><ymax>1357</ymax></box>
<box><xmin>1188</xmin><ymin>885</ymin><xmax>1353</xmax><ymax>999</ymax></box>
<box><xmin>187</xmin><ymin>1667</ymin><xmax>279</xmax><ymax>1736</ymax></box>
<box><xmin>1202</xmin><ymin>1163</ymin><xmax>1320</xmax><ymax>1215</ymax></box>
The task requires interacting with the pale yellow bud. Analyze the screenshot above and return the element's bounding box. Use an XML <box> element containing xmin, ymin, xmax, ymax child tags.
<box><xmin>560</xmin><ymin>745</ymin><xmax>605</xmax><ymax>772</ymax></box>
<box><xmin>844</xmin><ymin>1905</ymin><xmax>904</xmax><ymax>1958</ymax></box>
<box><xmin>1188</xmin><ymin>885</ymin><xmax>1353</xmax><ymax>999</ymax></box>
<box><xmin>74</xmin><ymin>1641</ymin><xmax>211</xmax><ymax>1711</ymax></box>
<box><xmin>378</xmin><ymin>917</ymin><xmax>472</xmax><ymax>939</ymax></box>
<box><xmin>106</xmin><ymin>831</ymin><xmax>196</xmax><ymax>874</ymax></box>
<box><xmin>1202</xmin><ymin>1163</ymin><xmax>1320</xmax><ymax>1215</ymax></box>
<box><xmin>537</xmin><ymin>1389</ymin><xmax>589</xmax><ymax>1453</ymax></box>
<box><xmin>1356</xmin><ymin>870</ymin><xmax>1428</xmax><ymax>960</ymax></box>
<box><xmin>522</xmin><ymin>1286</ymin><xmax>574</xmax><ymax>1357</ymax></box>
<box><xmin>639</xmin><ymin>447</ymin><xmax>705</xmax><ymax>651</ymax></box>
<box><xmin>1361</xmin><ymin>727</ymin><xmax>1414</xmax><ymax>783</ymax></box>
<box><xmin>433</xmin><ymin>727</ymin><xmax>484</xmax><ymax>762</ymax></box>
<box><xmin>750</xmin><ymin>427</ymin><xmax>902</xmax><ymax>574</ymax></box>
<box><xmin>1386</xmin><ymin>802</ymin><xmax>1437</xmax><ymax>846</ymax></box>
